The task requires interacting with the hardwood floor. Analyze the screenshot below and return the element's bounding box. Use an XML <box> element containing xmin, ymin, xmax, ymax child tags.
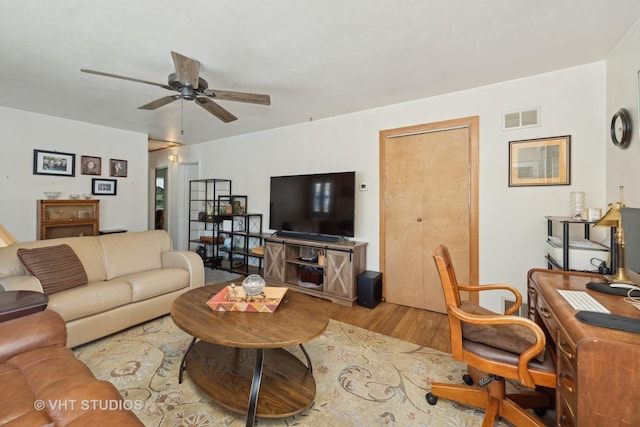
<box><xmin>204</xmin><ymin>268</ymin><xmax>452</xmax><ymax>353</ymax></box>
<box><xmin>318</xmin><ymin>298</ymin><xmax>452</xmax><ymax>353</ymax></box>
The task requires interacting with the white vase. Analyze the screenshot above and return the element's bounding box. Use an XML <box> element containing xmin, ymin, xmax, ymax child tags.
<box><xmin>569</xmin><ymin>192</ymin><xmax>585</xmax><ymax>219</ymax></box>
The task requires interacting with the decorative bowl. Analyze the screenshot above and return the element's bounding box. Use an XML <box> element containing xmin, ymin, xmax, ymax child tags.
<box><xmin>242</xmin><ymin>274</ymin><xmax>266</xmax><ymax>297</ymax></box>
<box><xmin>83</xmin><ymin>193</ymin><xmax>92</xmax><ymax>199</ymax></box>
<box><xmin>69</xmin><ymin>193</ymin><xmax>80</xmax><ymax>199</ymax></box>
<box><xmin>44</xmin><ymin>191</ymin><xmax>61</xmax><ymax>199</ymax></box>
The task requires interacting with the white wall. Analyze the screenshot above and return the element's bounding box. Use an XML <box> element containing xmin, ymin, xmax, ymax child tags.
<box><xmin>0</xmin><ymin>106</ymin><xmax>149</xmax><ymax>241</ymax></box>
<box><xmin>154</xmin><ymin>63</ymin><xmax>607</xmax><ymax>312</ymax></box>
<box><xmin>606</xmin><ymin>18</ymin><xmax>640</xmax><ymax>206</ymax></box>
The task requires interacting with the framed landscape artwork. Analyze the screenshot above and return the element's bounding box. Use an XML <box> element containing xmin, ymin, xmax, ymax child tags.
<box><xmin>92</xmin><ymin>178</ymin><xmax>117</xmax><ymax>196</ymax></box>
<box><xmin>508</xmin><ymin>136</ymin><xmax>571</xmax><ymax>187</ymax></box>
<box><xmin>33</xmin><ymin>149</ymin><xmax>75</xmax><ymax>177</ymax></box>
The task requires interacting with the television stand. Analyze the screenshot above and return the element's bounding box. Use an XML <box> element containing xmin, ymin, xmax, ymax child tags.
<box><xmin>264</xmin><ymin>235</ymin><xmax>367</xmax><ymax>306</ymax></box>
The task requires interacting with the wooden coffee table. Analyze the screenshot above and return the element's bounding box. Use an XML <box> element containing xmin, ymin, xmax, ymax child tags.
<box><xmin>171</xmin><ymin>282</ymin><xmax>329</xmax><ymax>426</ymax></box>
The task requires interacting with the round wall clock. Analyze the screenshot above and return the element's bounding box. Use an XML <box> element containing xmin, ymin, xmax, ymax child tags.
<box><xmin>610</xmin><ymin>108</ymin><xmax>632</xmax><ymax>148</ymax></box>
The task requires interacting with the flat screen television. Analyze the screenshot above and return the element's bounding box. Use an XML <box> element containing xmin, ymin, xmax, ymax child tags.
<box><xmin>269</xmin><ymin>171</ymin><xmax>355</xmax><ymax>241</ymax></box>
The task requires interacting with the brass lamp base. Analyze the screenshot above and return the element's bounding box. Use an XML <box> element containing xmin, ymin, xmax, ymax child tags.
<box><xmin>604</xmin><ymin>268</ymin><xmax>635</xmax><ymax>284</ymax></box>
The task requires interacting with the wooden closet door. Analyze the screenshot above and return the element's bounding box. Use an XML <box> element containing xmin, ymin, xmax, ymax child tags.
<box><xmin>380</xmin><ymin>118</ymin><xmax>478</xmax><ymax>313</ymax></box>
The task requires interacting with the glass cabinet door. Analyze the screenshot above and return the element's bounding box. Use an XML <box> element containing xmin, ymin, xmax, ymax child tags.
<box><xmin>38</xmin><ymin>199</ymin><xmax>100</xmax><ymax>239</ymax></box>
<box><xmin>44</xmin><ymin>203</ymin><xmax>96</xmax><ymax>221</ymax></box>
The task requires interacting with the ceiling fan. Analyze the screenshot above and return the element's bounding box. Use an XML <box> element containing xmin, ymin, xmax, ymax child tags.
<box><xmin>81</xmin><ymin>51</ymin><xmax>270</xmax><ymax>123</ymax></box>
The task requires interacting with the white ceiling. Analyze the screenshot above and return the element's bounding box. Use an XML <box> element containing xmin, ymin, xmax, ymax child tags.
<box><xmin>2</xmin><ymin>1</ymin><xmax>639</xmax><ymax>146</ymax></box>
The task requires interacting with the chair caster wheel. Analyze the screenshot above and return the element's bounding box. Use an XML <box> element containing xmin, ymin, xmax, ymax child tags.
<box><xmin>533</xmin><ymin>407</ymin><xmax>547</xmax><ymax>416</ymax></box>
<box><xmin>462</xmin><ymin>374</ymin><xmax>473</xmax><ymax>385</ymax></box>
<box><xmin>425</xmin><ymin>392</ymin><xmax>438</xmax><ymax>405</ymax></box>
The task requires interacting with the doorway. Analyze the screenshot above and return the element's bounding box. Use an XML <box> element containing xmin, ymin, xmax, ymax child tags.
<box><xmin>155</xmin><ymin>168</ymin><xmax>167</xmax><ymax>230</ymax></box>
<box><xmin>379</xmin><ymin>116</ymin><xmax>479</xmax><ymax>313</ymax></box>
<box><xmin>175</xmin><ymin>162</ymin><xmax>199</xmax><ymax>250</ymax></box>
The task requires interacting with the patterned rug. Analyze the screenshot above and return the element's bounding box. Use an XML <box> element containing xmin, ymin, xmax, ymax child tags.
<box><xmin>74</xmin><ymin>315</ymin><xmax>531</xmax><ymax>426</ymax></box>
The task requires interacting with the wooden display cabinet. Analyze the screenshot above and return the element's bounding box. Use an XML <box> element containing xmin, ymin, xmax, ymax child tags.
<box><xmin>38</xmin><ymin>199</ymin><xmax>100</xmax><ymax>239</ymax></box>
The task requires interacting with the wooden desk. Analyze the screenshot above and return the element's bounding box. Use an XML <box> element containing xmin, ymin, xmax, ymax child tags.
<box><xmin>528</xmin><ymin>269</ymin><xmax>640</xmax><ymax>426</ymax></box>
<box><xmin>171</xmin><ymin>282</ymin><xmax>329</xmax><ymax>427</ymax></box>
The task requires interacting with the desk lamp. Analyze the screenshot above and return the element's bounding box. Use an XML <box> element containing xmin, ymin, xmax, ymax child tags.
<box><xmin>595</xmin><ymin>186</ymin><xmax>634</xmax><ymax>284</ymax></box>
<box><xmin>0</xmin><ymin>224</ymin><xmax>17</xmax><ymax>247</ymax></box>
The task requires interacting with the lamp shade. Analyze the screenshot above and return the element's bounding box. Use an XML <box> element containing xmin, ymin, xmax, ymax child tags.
<box><xmin>0</xmin><ymin>224</ymin><xmax>16</xmax><ymax>247</ymax></box>
<box><xmin>594</xmin><ymin>204</ymin><xmax>622</xmax><ymax>228</ymax></box>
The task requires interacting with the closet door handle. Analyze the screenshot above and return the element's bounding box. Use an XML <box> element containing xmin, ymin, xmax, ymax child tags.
<box><xmin>417</xmin><ymin>218</ymin><xmax>423</xmax><ymax>222</ymax></box>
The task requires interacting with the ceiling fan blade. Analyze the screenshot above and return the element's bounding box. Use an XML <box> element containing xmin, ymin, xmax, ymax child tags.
<box><xmin>195</xmin><ymin>98</ymin><xmax>237</xmax><ymax>123</ymax></box>
<box><xmin>81</xmin><ymin>69</ymin><xmax>173</xmax><ymax>90</ymax></box>
<box><xmin>138</xmin><ymin>95</ymin><xmax>181</xmax><ymax>110</ymax></box>
<box><xmin>203</xmin><ymin>89</ymin><xmax>271</xmax><ymax>105</ymax></box>
<box><xmin>171</xmin><ymin>51</ymin><xmax>200</xmax><ymax>88</ymax></box>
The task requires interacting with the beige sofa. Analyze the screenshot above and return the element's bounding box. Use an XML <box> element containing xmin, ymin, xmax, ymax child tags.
<box><xmin>0</xmin><ymin>230</ymin><xmax>204</xmax><ymax>347</ymax></box>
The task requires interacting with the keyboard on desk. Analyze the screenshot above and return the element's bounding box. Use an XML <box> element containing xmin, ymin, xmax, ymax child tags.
<box><xmin>557</xmin><ymin>290</ymin><xmax>610</xmax><ymax>313</ymax></box>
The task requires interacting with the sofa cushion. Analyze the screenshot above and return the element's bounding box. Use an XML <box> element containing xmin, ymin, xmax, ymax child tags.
<box><xmin>120</xmin><ymin>268</ymin><xmax>189</xmax><ymax>302</ymax></box>
<box><xmin>17</xmin><ymin>244</ymin><xmax>88</xmax><ymax>295</ymax></box>
<box><xmin>460</xmin><ymin>302</ymin><xmax>545</xmax><ymax>362</ymax></box>
<box><xmin>47</xmin><ymin>280</ymin><xmax>132</xmax><ymax>322</ymax></box>
<box><xmin>5</xmin><ymin>342</ymin><xmax>143</xmax><ymax>426</ymax></box>
<box><xmin>0</xmin><ymin>363</ymin><xmax>52</xmax><ymax>426</ymax></box>
<box><xmin>60</xmin><ymin>236</ymin><xmax>107</xmax><ymax>283</ymax></box>
<box><xmin>101</xmin><ymin>230</ymin><xmax>171</xmax><ymax>280</ymax></box>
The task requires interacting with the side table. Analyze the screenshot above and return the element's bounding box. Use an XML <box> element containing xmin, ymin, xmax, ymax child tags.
<box><xmin>99</xmin><ymin>229</ymin><xmax>127</xmax><ymax>235</ymax></box>
<box><xmin>0</xmin><ymin>290</ymin><xmax>49</xmax><ymax>322</ymax></box>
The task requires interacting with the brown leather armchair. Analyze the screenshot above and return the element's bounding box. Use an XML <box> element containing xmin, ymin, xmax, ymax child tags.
<box><xmin>426</xmin><ymin>245</ymin><xmax>556</xmax><ymax>427</ymax></box>
<box><xmin>0</xmin><ymin>310</ymin><xmax>143</xmax><ymax>426</ymax></box>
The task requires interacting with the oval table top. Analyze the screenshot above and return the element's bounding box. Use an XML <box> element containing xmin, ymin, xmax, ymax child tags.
<box><xmin>171</xmin><ymin>282</ymin><xmax>329</xmax><ymax>348</ymax></box>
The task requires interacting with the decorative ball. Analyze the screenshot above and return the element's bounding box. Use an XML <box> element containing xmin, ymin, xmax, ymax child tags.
<box><xmin>242</xmin><ymin>274</ymin><xmax>265</xmax><ymax>297</ymax></box>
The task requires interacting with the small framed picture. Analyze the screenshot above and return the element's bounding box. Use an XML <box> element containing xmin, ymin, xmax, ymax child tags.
<box><xmin>92</xmin><ymin>178</ymin><xmax>117</xmax><ymax>196</ymax></box>
<box><xmin>81</xmin><ymin>156</ymin><xmax>101</xmax><ymax>175</ymax></box>
<box><xmin>110</xmin><ymin>159</ymin><xmax>128</xmax><ymax>177</ymax></box>
<box><xmin>508</xmin><ymin>136</ymin><xmax>571</xmax><ymax>187</ymax></box>
<box><xmin>33</xmin><ymin>149</ymin><xmax>75</xmax><ymax>177</ymax></box>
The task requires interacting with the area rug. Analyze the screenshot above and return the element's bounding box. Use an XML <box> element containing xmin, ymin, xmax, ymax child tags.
<box><xmin>74</xmin><ymin>315</ymin><xmax>519</xmax><ymax>426</ymax></box>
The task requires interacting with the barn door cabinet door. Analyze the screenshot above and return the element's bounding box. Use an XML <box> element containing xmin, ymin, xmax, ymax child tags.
<box><xmin>324</xmin><ymin>248</ymin><xmax>367</xmax><ymax>300</ymax></box>
<box><xmin>263</xmin><ymin>240</ymin><xmax>285</xmax><ymax>282</ymax></box>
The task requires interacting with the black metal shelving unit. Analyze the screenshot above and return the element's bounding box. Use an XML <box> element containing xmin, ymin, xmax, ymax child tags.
<box><xmin>188</xmin><ymin>179</ymin><xmax>232</xmax><ymax>268</ymax></box>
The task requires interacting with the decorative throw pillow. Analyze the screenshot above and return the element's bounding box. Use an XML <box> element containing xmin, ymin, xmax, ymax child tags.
<box><xmin>460</xmin><ymin>302</ymin><xmax>546</xmax><ymax>362</ymax></box>
<box><xmin>17</xmin><ymin>244</ymin><xmax>88</xmax><ymax>295</ymax></box>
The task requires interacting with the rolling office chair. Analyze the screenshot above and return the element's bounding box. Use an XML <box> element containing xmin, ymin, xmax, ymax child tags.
<box><xmin>427</xmin><ymin>245</ymin><xmax>556</xmax><ymax>427</ymax></box>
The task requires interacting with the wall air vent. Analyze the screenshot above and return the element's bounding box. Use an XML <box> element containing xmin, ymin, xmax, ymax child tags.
<box><xmin>503</xmin><ymin>298</ymin><xmax>529</xmax><ymax>318</ymax></box>
<box><xmin>502</xmin><ymin>106</ymin><xmax>541</xmax><ymax>130</ymax></box>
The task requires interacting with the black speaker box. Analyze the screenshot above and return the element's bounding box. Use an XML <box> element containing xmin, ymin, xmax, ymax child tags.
<box><xmin>357</xmin><ymin>271</ymin><xmax>382</xmax><ymax>309</ymax></box>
